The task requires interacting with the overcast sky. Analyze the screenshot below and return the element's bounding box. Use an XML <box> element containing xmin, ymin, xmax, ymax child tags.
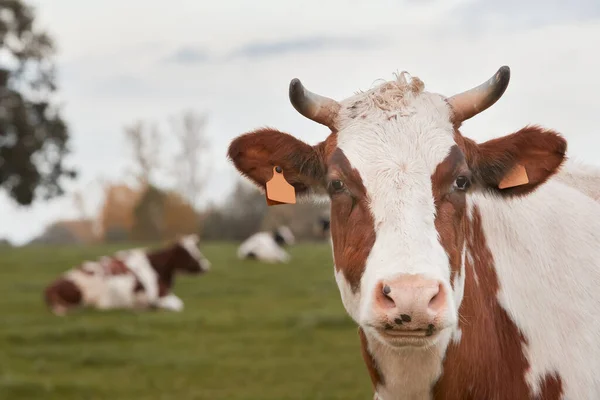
<box><xmin>1</xmin><ymin>0</ymin><xmax>599</xmax><ymax>245</ymax></box>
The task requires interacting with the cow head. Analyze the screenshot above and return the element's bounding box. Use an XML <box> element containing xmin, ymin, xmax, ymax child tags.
<box><xmin>175</xmin><ymin>234</ymin><xmax>211</xmax><ymax>274</ymax></box>
<box><xmin>273</xmin><ymin>225</ymin><xmax>295</xmax><ymax>247</ymax></box>
<box><xmin>228</xmin><ymin>66</ymin><xmax>566</xmax><ymax>349</ymax></box>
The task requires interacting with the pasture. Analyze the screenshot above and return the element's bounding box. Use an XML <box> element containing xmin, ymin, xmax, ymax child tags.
<box><xmin>0</xmin><ymin>243</ymin><xmax>372</xmax><ymax>399</ymax></box>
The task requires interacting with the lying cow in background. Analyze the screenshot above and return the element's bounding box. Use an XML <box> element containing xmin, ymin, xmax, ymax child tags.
<box><xmin>44</xmin><ymin>234</ymin><xmax>211</xmax><ymax>315</ymax></box>
<box><xmin>237</xmin><ymin>225</ymin><xmax>295</xmax><ymax>263</ymax></box>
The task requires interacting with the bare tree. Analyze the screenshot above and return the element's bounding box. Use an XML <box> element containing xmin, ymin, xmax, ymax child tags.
<box><xmin>169</xmin><ymin>110</ymin><xmax>210</xmax><ymax>206</ymax></box>
<box><xmin>72</xmin><ymin>190</ymin><xmax>86</xmax><ymax>220</ymax></box>
<box><xmin>123</xmin><ymin>120</ymin><xmax>162</xmax><ymax>186</ymax></box>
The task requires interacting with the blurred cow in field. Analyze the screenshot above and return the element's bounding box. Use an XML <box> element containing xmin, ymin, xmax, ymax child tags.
<box><xmin>237</xmin><ymin>225</ymin><xmax>295</xmax><ymax>263</ymax></box>
<box><xmin>44</xmin><ymin>235</ymin><xmax>211</xmax><ymax>315</ymax></box>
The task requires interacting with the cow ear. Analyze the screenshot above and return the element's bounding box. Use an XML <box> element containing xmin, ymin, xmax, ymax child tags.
<box><xmin>467</xmin><ymin>126</ymin><xmax>567</xmax><ymax>197</ymax></box>
<box><xmin>227</xmin><ymin>128</ymin><xmax>327</xmax><ymax>196</ymax></box>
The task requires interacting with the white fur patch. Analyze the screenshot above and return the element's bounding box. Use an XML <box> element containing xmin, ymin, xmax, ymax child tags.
<box><xmin>65</xmin><ymin>251</ymin><xmax>159</xmax><ymax>310</ymax></box>
<box><xmin>553</xmin><ymin>158</ymin><xmax>600</xmax><ymax>201</ymax></box>
<box><xmin>155</xmin><ymin>293</ymin><xmax>184</xmax><ymax>311</ymax></box>
<box><xmin>67</xmin><ymin>269</ymin><xmax>140</xmax><ymax>310</ymax></box>
<box><xmin>334</xmin><ymin>267</ymin><xmax>361</xmax><ymax>323</ymax></box>
<box><xmin>121</xmin><ymin>250</ymin><xmax>159</xmax><ymax>303</ymax></box>
<box><xmin>452</xmin><ymin>245</ymin><xmax>467</xmax><ymax>310</ymax></box>
<box><xmin>365</xmin><ymin>327</ymin><xmax>451</xmax><ymax>399</ymax></box>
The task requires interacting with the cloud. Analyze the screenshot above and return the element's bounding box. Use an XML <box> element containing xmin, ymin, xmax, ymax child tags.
<box><xmin>91</xmin><ymin>74</ymin><xmax>156</xmax><ymax>97</ymax></box>
<box><xmin>164</xmin><ymin>47</ymin><xmax>211</xmax><ymax>64</ymax></box>
<box><xmin>163</xmin><ymin>35</ymin><xmax>381</xmax><ymax>65</ymax></box>
<box><xmin>452</xmin><ymin>0</ymin><xmax>600</xmax><ymax>32</ymax></box>
<box><xmin>228</xmin><ymin>35</ymin><xmax>379</xmax><ymax>59</ymax></box>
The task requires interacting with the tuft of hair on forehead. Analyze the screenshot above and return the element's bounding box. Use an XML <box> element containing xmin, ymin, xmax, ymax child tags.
<box><xmin>352</xmin><ymin>72</ymin><xmax>426</xmax><ymax>113</ymax></box>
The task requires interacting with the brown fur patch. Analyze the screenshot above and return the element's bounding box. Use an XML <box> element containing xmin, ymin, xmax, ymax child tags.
<box><xmin>44</xmin><ymin>279</ymin><xmax>82</xmax><ymax>312</ymax></box>
<box><xmin>358</xmin><ymin>327</ymin><xmax>384</xmax><ymax>390</ymax></box>
<box><xmin>133</xmin><ymin>279</ymin><xmax>144</xmax><ymax>293</ymax></box>
<box><xmin>537</xmin><ymin>373</ymin><xmax>563</xmax><ymax>400</ymax></box>
<box><xmin>102</xmin><ymin>258</ymin><xmax>129</xmax><ymax>275</ymax></box>
<box><xmin>328</xmin><ymin>148</ymin><xmax>376</xmax><ymax>292</ymax></box>
<box><xmin>431</xmin><ymin>145</ymin><xmax>469</xmax><ymax>284</ymax></box>
<box><xmin>227</xmin><ymin>128</ymin><xmax>328</xmax><ymax>195</ymax></box>
<box><xmin>157</xmin><ymin>281</ymin><xmax>170</xmax><ymax>297</ymax></box>
<box><xmin>146</xmin><ymin>241</ymin><xmax>206</xmax><ymax>294</ymax></box>
<box><xmin>455</xmin><ymin>126</ymin><xmax>566</xmax><ymax>197</ymax></box>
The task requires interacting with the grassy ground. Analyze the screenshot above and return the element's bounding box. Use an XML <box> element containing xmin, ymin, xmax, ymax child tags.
<box><xmin>0</xmin><ymin>242</ymin><xmax>372</xmax><ymax>400</ymax></box>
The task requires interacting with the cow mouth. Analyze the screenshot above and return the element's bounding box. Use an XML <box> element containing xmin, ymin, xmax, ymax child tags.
<box><xmin>380</xmin><ymin>329</ymin><xmax>433</xmax><ymax>338</ymax></box>
<box><xmin>374</xmin><ymin>325</ymin><xmax>442</xmax><ymax>347</ymax></box>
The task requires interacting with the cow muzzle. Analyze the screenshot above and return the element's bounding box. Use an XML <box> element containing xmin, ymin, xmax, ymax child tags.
<box><xmin>368</xmin><ymin>274</ymin><xmax>451</xmax><ymax>346</ymax></box>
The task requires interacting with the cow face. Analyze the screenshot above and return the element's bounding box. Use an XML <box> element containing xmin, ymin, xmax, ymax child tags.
<box><xmin>228</xmin><ymin>67</ymin><xmax>566</xmax><ymax>348</ymax></box>
<box><xmin>176</xmin><ymin>234</ymin><xmax>211</xmax><ymax>274</ymax></box>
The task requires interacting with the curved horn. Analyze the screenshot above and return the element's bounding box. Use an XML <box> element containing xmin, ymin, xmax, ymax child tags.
<box><xmin>447</xmin><ymin>66</ymin><xmax>511</xmax><ymax>122</ymax></box>
<box><xmin>289</xmin><ymin>78</ymin><xmax>341</xmax><ymax>128</ymax></box>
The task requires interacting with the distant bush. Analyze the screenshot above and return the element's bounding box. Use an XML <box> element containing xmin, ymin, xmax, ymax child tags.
<box><xmin>200</xmin><ymin>181</ymin><xmax>266</xmax><ymax>241</ymax></box>
<box><xmin>200</xmin><ymin>180</ymin><xmax>329</xmax><ymax>242</ymax></box>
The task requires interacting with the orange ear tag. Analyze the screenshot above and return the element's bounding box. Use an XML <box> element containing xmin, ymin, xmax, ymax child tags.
<box><xmin>498</xmin><ymin>164</ymin><xmax>529</xmax><ymax>189</ymax></box>
<box><xmin>265</xmin><ymin>166</ymin><xmax>296</xmax><ymax>206</ymax></box>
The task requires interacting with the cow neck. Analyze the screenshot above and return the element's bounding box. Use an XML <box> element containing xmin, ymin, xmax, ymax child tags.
<box><xmin>363</xmin><ymin>329</ymin><xmax>450</xmax><ymax>400</ymax></box>
<box><xmin>146</xmin><ymin>246</ymin><xmax>178</xmax><ymax>290</ymax></box>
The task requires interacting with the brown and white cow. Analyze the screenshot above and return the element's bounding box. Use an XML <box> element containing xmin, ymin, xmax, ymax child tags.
<box><xmin>227</xmin><ymin>66</ymin><xmax>600</xmax><ymax>399</ymax></box>
<box><xmin>44</xmin><ymin>234</ymin><xmax>211</xmax><ymax>315</ymax></box>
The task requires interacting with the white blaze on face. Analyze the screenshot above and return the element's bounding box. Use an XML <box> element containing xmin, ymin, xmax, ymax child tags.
<box><xmin>331</xmin><ymin>80</ymin><xmax>460</xmax><ymax>329</ymax></box>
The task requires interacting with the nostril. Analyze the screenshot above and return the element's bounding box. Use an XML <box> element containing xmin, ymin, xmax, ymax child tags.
<box><xmin>427</xmin><ymin>283</ymin><xmax>445</xmax><ymax>313</ymax></box>
<box><xmin>379</xmin><ymin>283</ymin><xmax>396</xmax><ymax>309</ymax></box>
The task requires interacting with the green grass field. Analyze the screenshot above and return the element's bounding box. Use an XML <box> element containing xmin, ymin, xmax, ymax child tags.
<box><xmin>0</xmin><ymin>242</ymin><xmax>372</xmax><ymax>400</ymax></box>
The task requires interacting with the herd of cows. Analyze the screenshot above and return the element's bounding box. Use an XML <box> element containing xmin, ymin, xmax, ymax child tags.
<box><xmin>43</xmin><ymin>222</ymin><xmax>321</xmax><ymax>315</ymax></box>
<box><xmin>43</xmin><ymin>65</ymin><xmax>600</xmax><ymax>399</ymax></box>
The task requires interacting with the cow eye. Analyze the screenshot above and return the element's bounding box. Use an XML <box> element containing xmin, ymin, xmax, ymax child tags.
<box><xmin>330</xmin><ymin>179</ymin><xmax>345</xmax><ymax>193</ymax></box>
<box><xmin>455</xmin><ymin>176</ymin><xmax>470</xmax><ymax>191</ymax></box>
